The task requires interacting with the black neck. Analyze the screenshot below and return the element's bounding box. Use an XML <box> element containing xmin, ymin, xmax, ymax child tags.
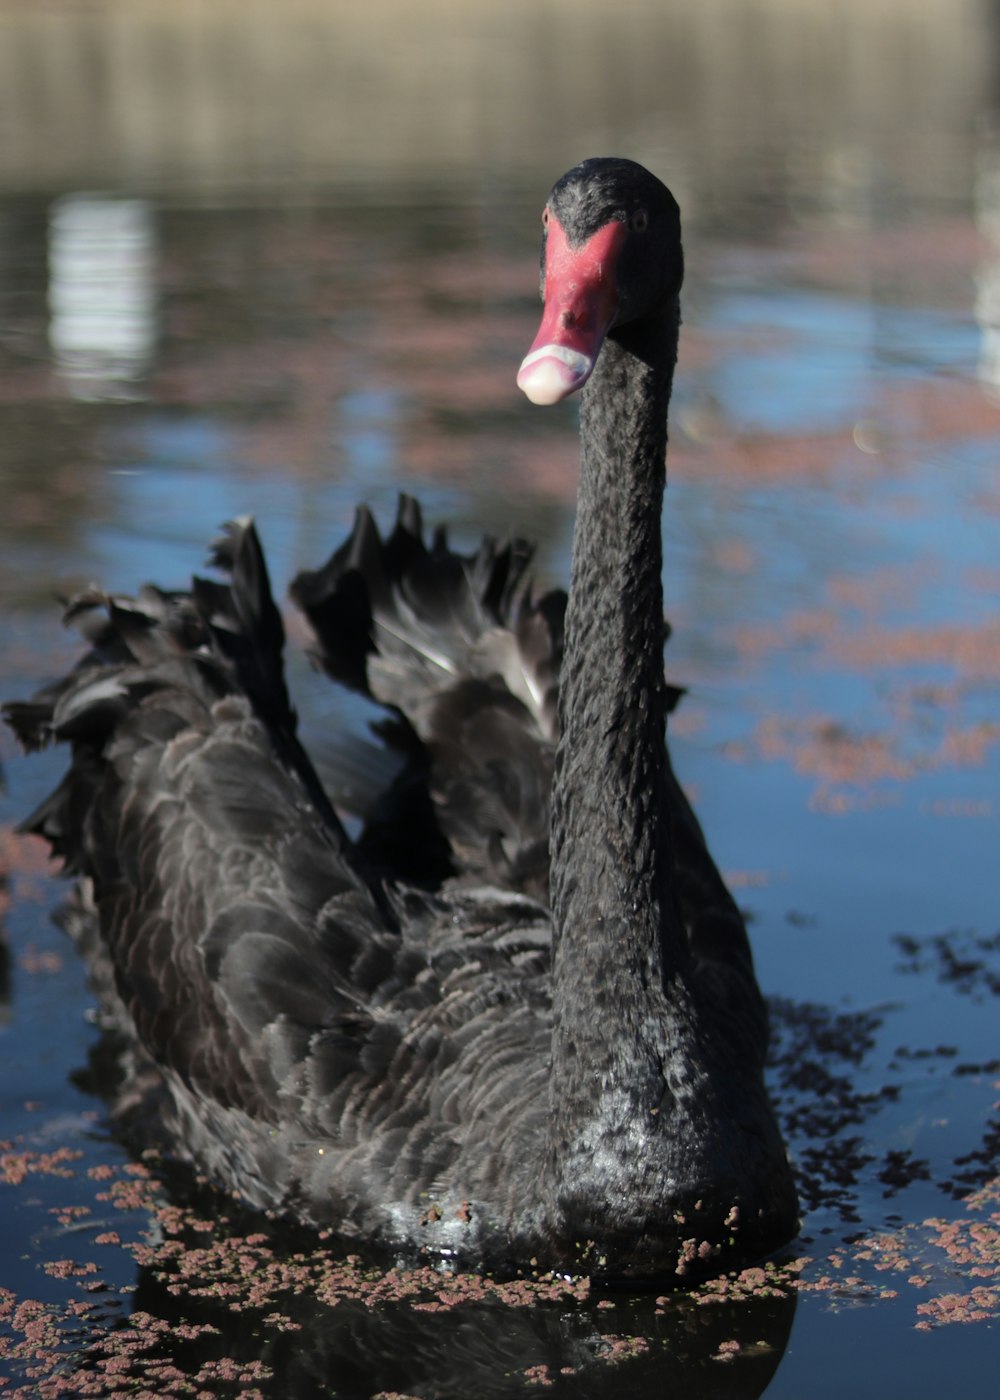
<box><xmin>547</xmin><ymin>296</ymin><xmax>685</xmax><ymax>1113</ymax></box>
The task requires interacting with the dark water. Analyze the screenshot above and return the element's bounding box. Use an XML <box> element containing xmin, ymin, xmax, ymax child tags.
<box><xmin>2</xmin><ymin>2</ymin><xmax>1000</xmax><ymax>1395</ymax></box>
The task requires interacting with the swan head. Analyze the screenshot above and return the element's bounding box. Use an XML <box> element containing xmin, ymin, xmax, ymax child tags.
<box><xmin>517</xmin><ymin>157</ymin><xmax>684</xmax><ymax>406</ymax></box>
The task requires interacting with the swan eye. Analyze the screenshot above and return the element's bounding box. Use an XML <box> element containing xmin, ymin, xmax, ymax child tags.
<box><xmin>631</xmin><ymin>209</ymin><xmax>649</xmax><ymax>233</ymax></box>
<box><xmin>542</xmin><ymin>207</ymin><xmax>550</xmax><ymax>228</ymax></box>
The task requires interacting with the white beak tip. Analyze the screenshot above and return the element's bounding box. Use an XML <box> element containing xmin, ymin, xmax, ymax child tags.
<box><xmin>516</xmin><ymin>345</ymin><xmax>593</xmax><ymax>406</ymax></box>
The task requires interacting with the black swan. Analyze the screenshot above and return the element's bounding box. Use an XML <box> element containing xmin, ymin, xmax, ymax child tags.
<box><xmin>5</xmin><ymin>158</ymin><xmax>798</xmax><ymax>1280</ymax></box>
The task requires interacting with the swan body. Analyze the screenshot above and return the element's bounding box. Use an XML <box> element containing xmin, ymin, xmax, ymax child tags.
<box><xmin>5</xmin><ymin>159</ymin><xmax>797</xmax><ymax>1279</ymax></box>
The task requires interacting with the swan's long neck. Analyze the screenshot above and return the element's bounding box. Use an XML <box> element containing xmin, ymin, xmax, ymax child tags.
<box><xmin>548</xmin><ymin>297</ymin><xmax>686</xmax><ymax>1129</ymax></box>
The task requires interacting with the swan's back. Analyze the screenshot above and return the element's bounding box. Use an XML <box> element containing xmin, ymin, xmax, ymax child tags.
<box><xmin>8</xmin><ymin>521</ymin><xmax>560</xmax><ymax>1260</ymax></box>
<box><xmin>293</xmin><ymin>495</ymin><xmax>565</xmax><ymax>896</ymax></box>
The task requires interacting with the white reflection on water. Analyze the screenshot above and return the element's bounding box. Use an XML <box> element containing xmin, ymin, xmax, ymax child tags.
<box><xmin>47</xmin><ymin>193</ymin><xmax>156</xmax><ymax>399</ymax></box>
<box><xmin>974</xmin><ymin>136</ymin><xmax>1000</xmax><ymax>395</ymax></box>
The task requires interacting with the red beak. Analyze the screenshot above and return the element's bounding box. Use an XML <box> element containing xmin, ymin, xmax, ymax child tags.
<box><xmin>517</xmin><ymin>215</ymin><xmax>625</xmax><ymax>406</ymax></box>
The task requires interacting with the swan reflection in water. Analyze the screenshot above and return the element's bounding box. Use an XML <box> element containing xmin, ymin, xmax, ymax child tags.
<box><xmin>98</xmin><ymin>1221</ymin><xmax>796</xmax><ymax>1399</ymax></box>
<box><xmin>5</xmin><ymin>159</ymin><xmax>797</xmax><ymax>1282</ymax></box>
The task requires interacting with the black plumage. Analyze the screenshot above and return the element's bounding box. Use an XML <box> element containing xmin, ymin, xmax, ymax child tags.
<box><xmin>4</xmin><ymin>158</ymin><xmax>798</xmax><ymax>1279</ymax></box>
